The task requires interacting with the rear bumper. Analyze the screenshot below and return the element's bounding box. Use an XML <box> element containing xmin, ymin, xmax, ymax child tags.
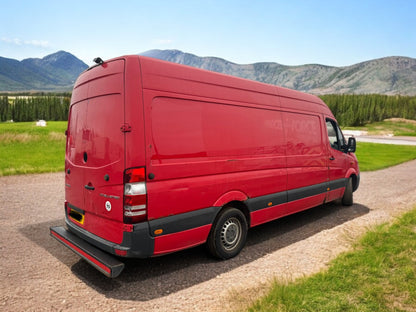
<box><xmin>50</xmin><ymin>226</ymin><xmax>125</xmax><ymax>278</ymax></box>
<box><xmin>65</xmin><ymin>216</ymin><xmax>155</xmax><ymax>258</ymax></box>
<box><xmin>50</xmin><ymin>217</ymin><xmax>154</xmax><ymax>277</ymax></box>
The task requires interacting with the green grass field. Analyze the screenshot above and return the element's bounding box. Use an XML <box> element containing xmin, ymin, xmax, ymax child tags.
<box><xmin>0</xmin><ymin>121</ymin><xmax>66</xmax><ymax>176</ymax></box>
<box><xmin>247</xmin><ymin>207</ymin><xmax>416</xmax><ymax>312</ymax></box>
<box><xmin>355</xmin><ymin>142</ymin><xmax>416</xmax><ymax>171</ymax></box>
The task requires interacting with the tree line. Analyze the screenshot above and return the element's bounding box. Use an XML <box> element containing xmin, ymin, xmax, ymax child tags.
<box><xmin>0</xmin><ymin>95</ymin><xmax>70</xmax><ymax>122</ymax></box>
<box><xmin>1</xmin><ymin>93</ymin><xmax>416</xmax><ymax>126</ymax></box>
<box><xmin>320</xmin><ymin>94</ymin><xmax>416</xmax><ymax>127</ymax></box>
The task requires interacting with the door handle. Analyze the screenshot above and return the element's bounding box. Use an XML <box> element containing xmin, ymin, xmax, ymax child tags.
<box><xmin>84</xmin><ymin>184</ymin><xmax>95</xmax><ymax>191</ymax></box>
<box><xmin>329</xmin><ymin>156</ymin><xmax>335</xmax><ymax>161</ymax></box>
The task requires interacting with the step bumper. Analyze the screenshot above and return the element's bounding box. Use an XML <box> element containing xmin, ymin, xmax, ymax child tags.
<box><xmin>50</xmin><ymin>226</ymin><xmax>125</xmax><ymax>278</ymax></box>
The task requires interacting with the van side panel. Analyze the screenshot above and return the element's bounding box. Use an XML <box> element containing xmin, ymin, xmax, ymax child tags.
<box><xmin>283</xmin><ymin>112</ymin><xmax>326</xmax><ymax>179</ymax></box>
<box><xmin>248</xmin><ymin>110</ymin><xmax>328</xmax><ymax>226</ymax></box>
<box><xmin>139</xmin><ymin>56</ymin><xmax>340</xmax><ymax>250</ymax></box>
<box><xmin>145</xmin><ymin>95</ymin><xmax>287</xmax><ymax>222</ymax></box>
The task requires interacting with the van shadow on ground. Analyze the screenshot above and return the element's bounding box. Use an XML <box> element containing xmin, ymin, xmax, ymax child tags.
<box><xmin>21</xmin><ymin>202</ymin><xmax>369</xmax><ymax>301</ymax></box>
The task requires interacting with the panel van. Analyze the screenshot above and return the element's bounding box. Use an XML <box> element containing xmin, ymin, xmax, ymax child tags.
<box><xmin>50</xmin><ymin>55</ymin><xmax>360</xmax><ymax>277</ymax></box>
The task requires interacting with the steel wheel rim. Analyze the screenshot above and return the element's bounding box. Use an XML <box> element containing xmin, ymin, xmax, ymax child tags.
<box><xmin>220</xmin><ymin>217</ymin><xmax>242</xmax><ymax>251</ymax></box>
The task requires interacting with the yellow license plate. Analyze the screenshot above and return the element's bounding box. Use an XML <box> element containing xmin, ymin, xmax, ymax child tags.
<box><xmin>69</xmin><ymin>208</ymin><xmax>85</xmax><ymax>225</ymax></box>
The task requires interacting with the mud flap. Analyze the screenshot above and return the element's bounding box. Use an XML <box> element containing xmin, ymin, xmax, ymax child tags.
<box><xmin>50</xmin><ymin>226</ymin><xmax>125</xmax><ymax>278</ymax></box>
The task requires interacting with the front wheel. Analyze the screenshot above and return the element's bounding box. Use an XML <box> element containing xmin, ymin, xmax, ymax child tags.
<box><xmin>207</xmin><ymin>207</ymin><xmax>248</xmax><ymax>259</ymax></box>
<box><xmin>342</xmin><ymin>177</ymin><xmax>353</xmax><ymax>206</ymax></box>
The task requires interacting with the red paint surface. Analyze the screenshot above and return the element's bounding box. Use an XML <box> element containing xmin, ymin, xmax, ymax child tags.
<box><xmin>64</xmin><ymin>55</ymin><xmax>359</xmax><ymax>257</ymax></box>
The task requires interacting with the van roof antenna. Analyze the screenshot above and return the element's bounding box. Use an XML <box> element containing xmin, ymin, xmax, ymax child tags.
<box><xmin>93</xmin><ymin>57</ymin><xmax>104</xmax><ymax>65</ymax></box>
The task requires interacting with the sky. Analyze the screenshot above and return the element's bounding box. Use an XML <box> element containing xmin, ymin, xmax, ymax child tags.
<box><xmin>1</xmin><ymin>0</ymin><xmax>415</xmax><ymax>67</ymax></box>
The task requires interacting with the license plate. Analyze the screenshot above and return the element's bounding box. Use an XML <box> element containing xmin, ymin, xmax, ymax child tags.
<box><xmin>69</xmin><ymin>208</ymin><xmax>85</xmax><ymax>225</ymax></box>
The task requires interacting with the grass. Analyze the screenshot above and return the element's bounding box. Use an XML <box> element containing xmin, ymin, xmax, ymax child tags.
<box><xmin>0</xmin><ymin>121</ymin><xmax>66</xmax><ymax>176</ymax></box>
<box><xmin>247</xmin><ymin>208</ymin><xmax>416</xmax><ymax>312</ymax></box>
<box><xmin>355</xmin><ymin>142</ymin><xmax>416</xmax><ymax>171</ymax></box>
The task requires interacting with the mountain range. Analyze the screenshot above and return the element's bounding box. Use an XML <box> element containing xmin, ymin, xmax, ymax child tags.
<box><xmin>141</xmin><ymin>50</ymin><xmax>416</xmax><ymax>96</ymax></box>
<box><xmin>1</xmin><ymin>49</ymin><xmax>415</xmax><ymax>95</ymax></box>
<box><xmin>0</xmin><ymin>51</ymin><xmax>88</xmax><ymax>91</ymax></box>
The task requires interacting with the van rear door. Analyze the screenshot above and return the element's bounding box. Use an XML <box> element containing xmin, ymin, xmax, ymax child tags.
<box><xmin>65</xmin><ymin>59</ymin><xmax>126</xmax><ymax>244</ymax></box>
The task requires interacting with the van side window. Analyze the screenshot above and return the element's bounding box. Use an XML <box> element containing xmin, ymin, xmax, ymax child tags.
<box><xmin>326</xmin><ymin>119</ymin><xmax>345</xmax><ymax>150</ymax></box>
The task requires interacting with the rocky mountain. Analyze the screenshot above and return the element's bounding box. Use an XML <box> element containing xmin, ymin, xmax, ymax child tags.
<box><xmin>0</xmin><ymin>51</ymin><xmax>88</xmax><ymax>91</ymax></box>
<box><xmin>1</xmin><ymin>49</ymin><xmax>415</xmax><ymax>95</ymax></box>
<box><xmin>141</xmin><ymin>50</ymin><xmax>416</xmax><ymax>95</ymax></box>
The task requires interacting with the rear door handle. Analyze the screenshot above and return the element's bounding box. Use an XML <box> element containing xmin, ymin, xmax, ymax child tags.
<box><xmin>329</xmin><ymin>156</ymin><xmax>335</xmax><ymax>160</ymax></box>
<box><xmin>84</xmin><ymin>185</ymin><xmax>95</xmax><ymax>191</ymax></box>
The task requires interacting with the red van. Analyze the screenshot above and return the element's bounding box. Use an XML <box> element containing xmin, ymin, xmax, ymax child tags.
<box><xmin>50</xmin><ymin>55</ymin><xmax>360</xmax><ymax>278</ymax></box>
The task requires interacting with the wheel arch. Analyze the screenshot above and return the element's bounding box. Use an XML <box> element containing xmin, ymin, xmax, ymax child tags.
<box><xmin>213</xmin><ymin>190</ymin><xmax>248</xmax><ymax>207</ymax></box>
<box><xmin>345</xmin><ymin>169</ymin><xmax>360</xmax><ymax>192</ymax></box>
<box><xmin>212</xmin><ymin>200</ymin><xmax>251</xmax><ymax>229</ymax></box>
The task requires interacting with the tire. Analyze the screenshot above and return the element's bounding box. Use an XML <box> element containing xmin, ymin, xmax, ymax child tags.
<box><xmin>207</xmin><ymin>207</ymin><xmax>248</xmax><ymax>259</ymax></box>
<box><xmin>342</xmin><ymin>177</ymin><xmax>353</xmax><ymax>206</ymax></box>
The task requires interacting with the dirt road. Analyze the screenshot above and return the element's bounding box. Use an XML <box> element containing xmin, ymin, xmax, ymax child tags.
<box><xmin>1</xmin><ymin>160</ymin><xmax>416</xmax><ymax>311</ymax></box>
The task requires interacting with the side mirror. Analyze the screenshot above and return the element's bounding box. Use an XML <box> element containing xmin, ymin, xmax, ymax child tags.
<box><xmin>347</xmin><ymin>137</ymin><xmax>356</xmax><ymax>153</ymax></box>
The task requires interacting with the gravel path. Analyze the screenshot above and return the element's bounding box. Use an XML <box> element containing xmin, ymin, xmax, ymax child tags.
<box><xmin>1</xmin><ymin>160</ymin><xmax>416</xmax><ymax>311</ymax></box>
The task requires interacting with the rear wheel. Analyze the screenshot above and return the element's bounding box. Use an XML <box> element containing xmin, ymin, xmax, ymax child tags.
<box><xmin>207</xmin><ymin>207</ymin><xmax>248</xmax><ymax>259</ymax></box>
<box><xmin>342</xmin><ymin>177</ymin><xmax>353</xmax><ymax>206</ymax></box>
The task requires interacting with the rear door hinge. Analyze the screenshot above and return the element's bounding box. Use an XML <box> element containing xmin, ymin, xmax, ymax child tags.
<box><xmin>120</xmin><ymin>123</ymin><xmax>132</xmax><ymax>133</ymax></box>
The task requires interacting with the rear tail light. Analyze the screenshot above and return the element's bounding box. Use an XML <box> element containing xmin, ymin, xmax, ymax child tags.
<box><xmin>123</xmin><ymin>167</ymin><xmax>147</xmax><ymax>224</ymax></box>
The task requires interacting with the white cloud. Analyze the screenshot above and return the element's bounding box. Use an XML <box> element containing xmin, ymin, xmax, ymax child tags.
<box><xmin>1</xmin><ymin>37</ymin><xmax>22</xmax><ymax>45</ymax></box>
<box><xmin>151</xmin><ymin>39</ymin><xmax>174</xmax><ymax>45</ymax></box>
<box><xmin>1</xmin><ymin>37</ymin><xmax>51</xmax><ymax>48</ymax></box>
<box><xmin>24</xmin><ymin>39</ymin><xmax>50</xmax><ymax>48</ymax></box>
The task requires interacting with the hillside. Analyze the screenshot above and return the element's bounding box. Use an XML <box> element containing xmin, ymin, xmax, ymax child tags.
<box><xmin>1</xmin><ymin>49</ymin><xmax>415</xmax><ymax>95</ymax></box>
<box><xmin>0</xmin><ymin>51</ymin><xmax>88</xmax><ymax>91</ymax></box>
<box><xmin>141</xmin><ymin>50</ymin><xmax>416</xmax><ymax>95</ymax></box>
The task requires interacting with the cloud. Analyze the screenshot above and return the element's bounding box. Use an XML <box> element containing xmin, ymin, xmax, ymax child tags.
<box><xmin>151</xmin><ymin>39</ymin><xmax>174</xmax><ymax>45</ymax></box>
<box><xmin>25</xmin><ymin>39</ymin><xmax>50</xmax><ymax>48</ymax></box>
<box><xmin>1</xmin><ymin>37</ymin><xmax>21</xmax><ymax>45</ymax></box>
<box><xmin>1</xmin><ymin>37</ymin><xmax>51</xmax><ymax>48</ymax></box>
